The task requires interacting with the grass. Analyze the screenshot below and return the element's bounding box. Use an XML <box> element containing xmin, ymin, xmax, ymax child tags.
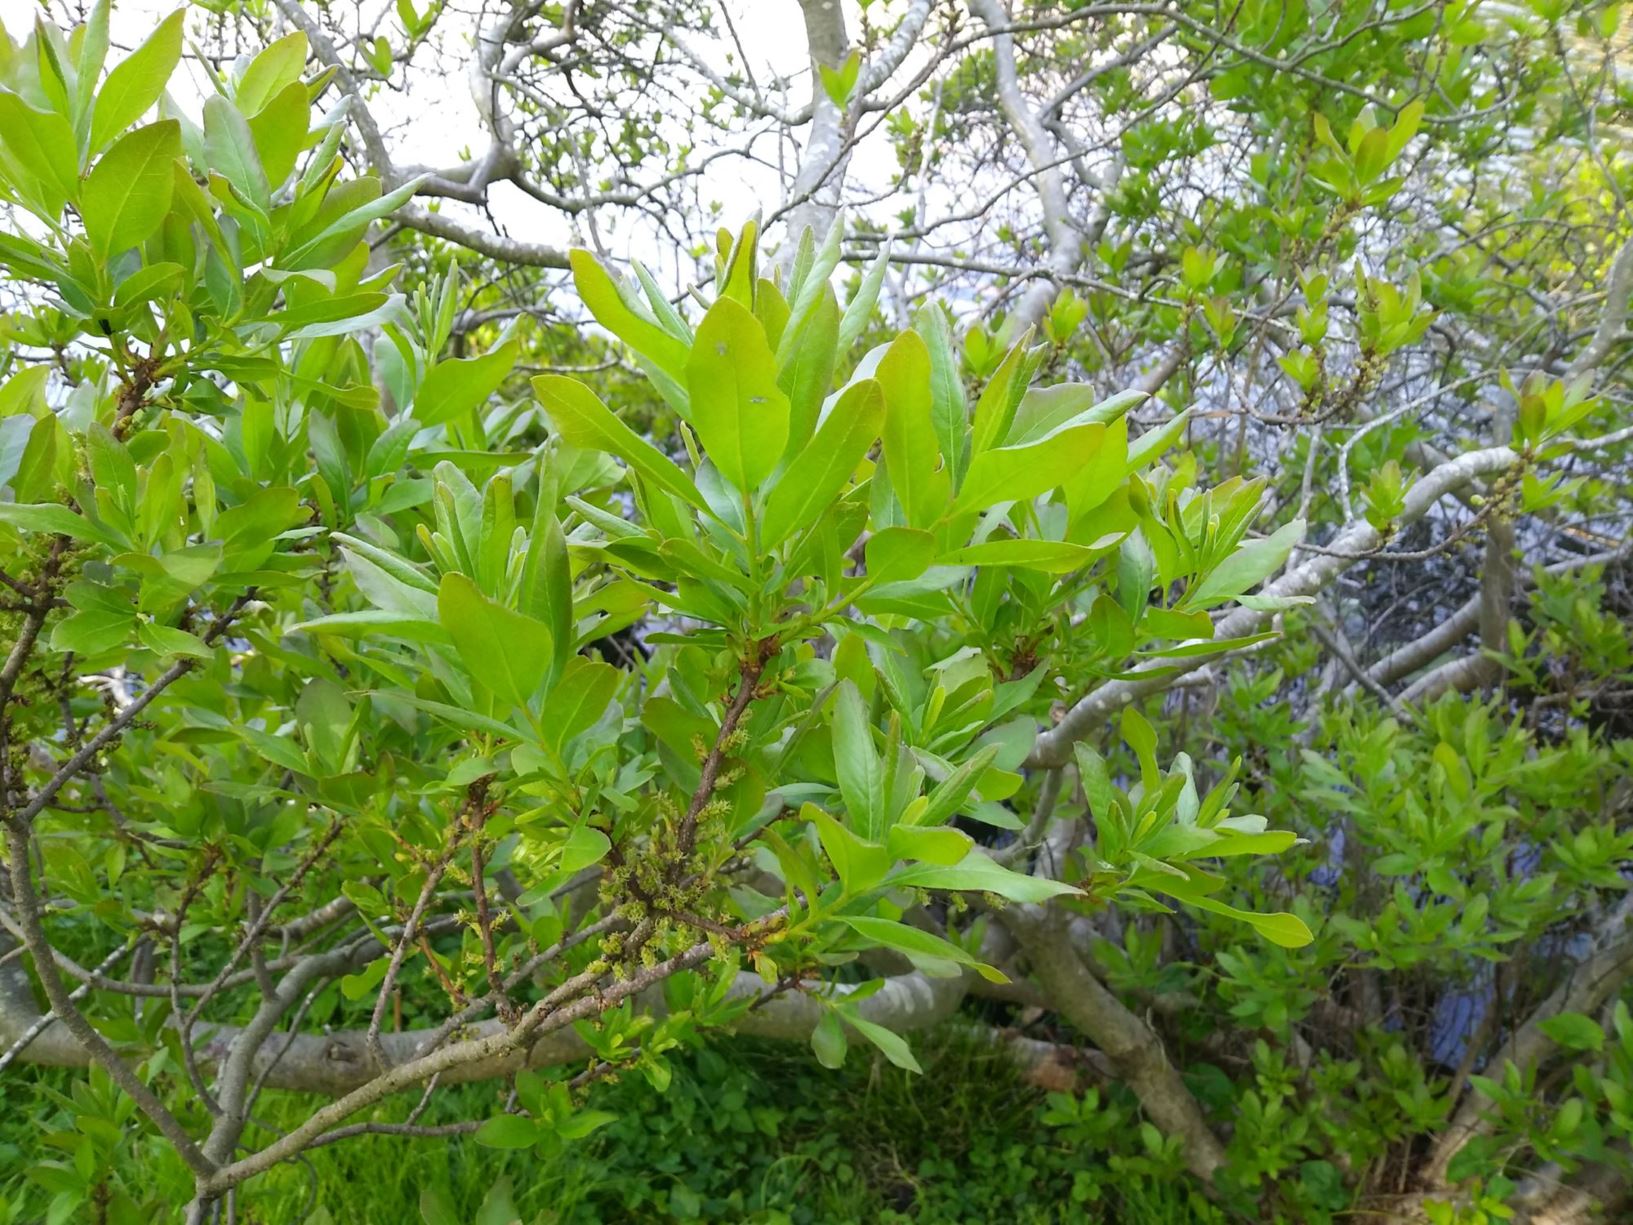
<box><xmin>2</xmin><ymin>1027</ymin><xmax>1215</xmax><ymax>1223</ymax></box>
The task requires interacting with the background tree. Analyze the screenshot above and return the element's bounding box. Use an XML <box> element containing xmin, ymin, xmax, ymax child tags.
<box><xmin>1</xmin><ymin>2</ymin><xmax>1631</xmax><ymax>1223</ymax></box>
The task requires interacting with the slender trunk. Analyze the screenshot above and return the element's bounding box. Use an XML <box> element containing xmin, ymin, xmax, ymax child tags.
<box><xmin>1003</xmin><ymin>905</ymin><xmax>1227</xmax><ymax>1181</ymax></box>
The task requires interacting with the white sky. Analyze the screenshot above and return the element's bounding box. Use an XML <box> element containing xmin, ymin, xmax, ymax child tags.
<box><xmin>1</xmin><ymin>0</ymin><xmax>914</xmax><ymax>268</ymax></box>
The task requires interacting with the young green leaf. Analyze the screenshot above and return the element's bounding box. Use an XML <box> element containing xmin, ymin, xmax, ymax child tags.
<box><xmin>414</xmin><ymin>342</ymin><xmax>518</xmax><ymax>426</ymax></box>
<box><xmin>532</xmin><ymin>375</ymin><xmax>709</xmax><ymax>514</ymax></box>
<box><xmin>876</xmin><ymin>330</ymin><xmax>950</xmax><ymax>527</ymax></box>
<box><xmin>1191</xmin><ymin>518</ymin><xmax>1304</xmax><ymax>605</ymax></box>
<box><xmin>437</xmin><ymin>573</ymin><xmax>554</xmax><ymax>710</ymax></box>
<box><xmin>834</xmin><ymin>914</ymin><xmax>1008</xmax><ymax>982</ymax></box>
<box><xmin>246</xmin><ymin>80</ymin><xmax>309</xmax><ymax>186</ymax></box>
<box><xmin>89</xmin><ymin>8</ymin><xmax>184</xmax><ymax>152</ymax></box>
<box><xmin>234</xmin><ymin>31</ymin><xmax>309</xmax><ymax>117</ymax></box>
<box><xmin>760</xmin><ymin>378</ymin><xmax>882</xmax><ymax>547</ymax></box>
<box><xmin>832</xmin><ymin>680</ymin><xmax>884</xmax><ymax>839</ymax></box>
<box><xmin>951</xmin><ymin>422</ymin><xmax>1108</xmax><ymax>516</ymax></box>
<box><xmin>889</xmin><ymin>851</ymin><xmax>1081</xmax><ymax>903</ymax></box>
<box><xmin>970</xmin><ymin>332</ymin><xmax>1037</xmax><ymax>454</ymax></box>
<box><xmin>685</xmin><ymin>296</ymin><xmax>791</xmax><ymax>492</ymax></box>
<box><xmin>570</xmin><ymin>249</ymin><xmax>690</xmax><ymax>381</ymax></box>
<box><xmin>818</xmin><ymin>49</ymin><xmax>862</xmax><ymax>109</ymax></box>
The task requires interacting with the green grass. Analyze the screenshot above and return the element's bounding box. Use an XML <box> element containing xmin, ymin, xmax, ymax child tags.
<box><xmin>3</xmin><ymin>1027</ymin><xmax>1217</xmax><ymax>1223</ymax></box>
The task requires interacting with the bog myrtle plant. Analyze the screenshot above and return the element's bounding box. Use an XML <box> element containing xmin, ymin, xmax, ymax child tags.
<box><xmin>0</xmin><ymin>13</ymin><xmax>1324</xmax><ymax>1219</ymax></box>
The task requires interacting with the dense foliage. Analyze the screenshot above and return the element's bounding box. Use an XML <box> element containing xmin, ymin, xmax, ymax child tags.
<box><xmin>0</xmin><ymin>1</ymin><xmax>1630</xmax><ymax>1223</ymax></box>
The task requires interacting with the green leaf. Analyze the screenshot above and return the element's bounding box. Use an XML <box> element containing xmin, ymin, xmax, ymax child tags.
<box><xmin>291</xmin><ymin>610</ymin><xmax>449</xmax><ymax>645</ymax></box>
<box><xmin>1538</xmin><ymin>1012</ymin><xmax>1604</xmax><ymax>1053</ymax></box>
<box><xmin>818</xmin><ymin>50</ymin><xmax>862</xmax><ymax>109</ymax></box>
<box><xmin>886</xmin><ymin>823</ymin><xmax>973</xmax><ymax>865</ymax></box>
<box><xmin>543</xmin><ymin>656</ymin><xmax>619</xmax><ymax>750</ymax></box>
<box><xmin>237</xmin><ymin>726</ymin><xmax>311</xmax><ymax>776</ymax></box>
<box><xmin>0</xmin><ymin>92</ymin><xmax>79</xmax><ymax>216</ymax></box>
<box><xmin>473</xmin><ymin>1114</ymin><xmax>539</xmax><ymax>1150</ymax></box>
<box><xmin>1148</xmin><ymin>873</ymin><xmax>1314</xmax><ymax>948</ymax></box>
<box><xmin>944</xmin><ymin>539</ymin><xmax>1098</xmax><ymax>573</ymax></box>
<box><xmin>437</xmin><ymin>573</ymin><xmax>554</xmax><ymax>710</ymax></box>
<box><xmin>475</xmin><ymin>1178</ymin><xmax>522</xmax><ymax>1225</ymax></box>
<box><xmin>520</xmin><ymin>489</ymin><xmax>572</xmax><ymax>679</ymax></box>
<box><xmin>686</xmin><ymin>296</ymin><xmax>791</xmax><ymax>492</ymax></box>
<box><xmin>51</xmin><ymin>608</ymin><xmax>133</xmax><ymax>655</ymax></box>
<box><xmin>845</xmin><ymin>1012</ymin><xmax>921</xmax><ymax>1073</ymax></box>
<box><xmin>863</xmin><ymin>526</ymin><xmax>935</xmax><ymax>585</ymax></box>
<box><xmin>89</xmin><ymin>9</ymin><xmax>183</xmax><ymax>152</ymax></box>
<box><xmin>81</xmin><ymin>119</ymin><xmax>181</xmax><ymax>256</ymax></box>
<box><xmin>877</xmin><ymin>330</ymin><xmax>950</xmax><ymax>528</ymax></box>
<box><xmin>74</xmin><ymin>0</ymin><xmax>112</xmax><ymax>128</ymax></box>
<box><xmin>556</xmin><ymin>1109</ymin><xmax>617</xmax><ymax>1141</ymax></box>
<box><xmin>912</xmin><ymin>746</ymin><xmax>999</xmax><ymax>828</ymax></box>
<box><xmin>805</xmin><ymin>804</ymin><xmax>891</xmax><ymax>894</ymax></box>
<box><xmin>203</xmin><ymin>96</ymin><xmax>270</xmax><ymax>210</ymax></box>
<box><xmin>832</xmin><ymin>680</ymin><xmax>884</xmax><ymax>839</ymax></box>
<box><xmin>970</xmin><ymin>333</ymin><xmax>1036</xmax><ymax>453</ymax></box>
<box><xmin>296</xmin><ymin>677</ymin><xmax>353</xmax><ymax>770</ymax></box>
<box><xmin>761</xmin><ymin>378</ymin><xmax>882</xmax><ymax>547</ymax></box>
<box><xmin>280</xmin><ymin>174</ymin><xmax>425</xmax><ymax>270</ymax></box>
<box><xmin>570</xmin><ymin>249</ymin><xmax>690</xmax><ymax>381</ymax></box>
<box><xmin>0</xmin><ymin>502</ymin><xmax>120</xmax><ymax>546</ymax></box>
<box><xmin>234</xmin><ymin>31</ymin><xmax>309</xmax><ymax>117</ymax></box>
<box><xmin>113</xmin><ymin>260</ymin><xmax>185</xmax><ymax>308</ymax></box>
<box><xmin>811</xmin><ymin>1011</ymin><xmax>848</xmax><ymax>1069</ymax></box>
<box><xmin>914</xmin><ymin>303</ymin><xmax>968</xmax><ymax>488</ymax></box>
<box><xmin>136</xmin><ymin>622</ymin><xmax>212</xmax><ymax>659</ymax></box>
<box><xmin>246</xmin><ymin>80</ymin><xmax>309</xmax><ymax>186</ymax></box>
<box><xmin>889</xmin><ymin>851</ymin><xmax>1081</xmax><ymax>903</ymax></box>
<box><xmin>1383</xmin><ymin>100</ymin><xmax>1425</xmax><ymax>166</ymax></box>
<box><xmin>1192</xmin><ymin>519</ymin><xmax>1304</xmax><ymax>605</ymax></box>
<box><xmin>951</xmin><ymin>422</ymin><xmax>1108</xmax><ymax>516</ymax></box>
<box><xmin>532</xmin><ymin>375</ymin><xmax>709</xmax><ymax>514</ymax></box>
<box><xmin>557</xmin><ymin>823</ymin><xmax>611</xmax><ymax>874</ymax></box>
<box><xmin>414</xmin><ymin>342</ymin><xmax>518</xmax><ymax>426</ymax></box>
<box><xmin>834</xmin><ymin>914</ymin><xmax>1007</xmax><ymax>983</ymax></box>
<box><xmin>381</xmin><ymin>694</ymin><xmax>522</xmax><ymax>742</ymax></box>
<box><xmin>419</xmin><ymin>1187</ymin><xmax>460</xmax><ymax>1225</ymax></box>
<box><xmin>837</xmin><ymin>244</ymin><xmax>890</xmax><ymax>353</ymax></box>
<box><xmin>776</xmin><ymin>284</ymin><xmax>839</xmax><ymax>458</ymax></box>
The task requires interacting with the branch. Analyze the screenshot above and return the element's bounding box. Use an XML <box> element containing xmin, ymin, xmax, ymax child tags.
<box><xmin>1566</xmin><ymin>230</ymin><xmax>1633</xmax><ymax>380</ymax></box>
<box><xmin>1353</xmin><ymin>544</ymin><xmax>1630</xmax><ymax>696</ymax></box>
<box><xmin>1027</xmin><ymin>444</ymin><xmax>1523</xmax><ymax>768</ymax></box>
<box><xmin>1422</xmin><ymin>893</ymin><xmax>1633</xmax><ymax>1189</ymax></box>
<box><xmin>728</xmin><ymin>968</ymin><xmax>967</xmax><ymax>1041</ymax></box>
<box><xmin>391</xmin><ymin>205</ymin><xmax>570</xmax><ymax>269</ymax></box>
<box><xmin>967</xmin><ymin>0</ymin><xmax>1081</xmax><ymax>335</ymax></box>
<box><xmin>2</xmin><ymin>823</ymin><xmax>215</xmax><ymax>1178</ymax></box>
<box><xmin>12</xmin><ymin>596</ymin><xmax>251</xmax><ymax>829</ymax></box>
<box><xmin>197</xmin><ymin>909</ymin><xmax>780</xmax><ymax>1196</ymax></box>
<box><xmin>1001</xmin><ymin>905</ymin><xmax>1226</xmax><ymax>1180</ymax></box>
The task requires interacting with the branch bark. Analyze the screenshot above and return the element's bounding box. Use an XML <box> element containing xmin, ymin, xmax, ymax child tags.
<box><xmin>1422</xmin><ymin>894</ymin><xmax>1633</xmax><ymax>1190</ymax></box>
<box><xmin>968</xmin><ymin>0</ymin><xmax>1087</xmax><ymax>335</ymax></box>
<box><xmin>1001</xmin><ymin>904</ymin><xmax>1227</xmax><ymax>1180</ymax></box>
<box><xmin>1029</xmin><ymin>444</ymin><xmax>1523</xmax><ymax>767</ymax></box>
